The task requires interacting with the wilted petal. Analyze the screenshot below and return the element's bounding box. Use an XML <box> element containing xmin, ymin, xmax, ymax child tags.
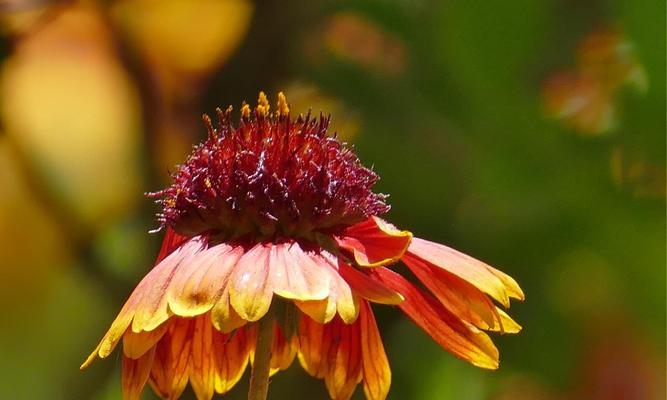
<box><xmin>336</xmin><ymin>216</ymin><xmax>412</xmax><ymax>267</ymax></box>
<box><xmin>373</xmin><ymin>267</ymin><xmax>500</xmax><ymax>369</ymax></box>
<box><xmin>359</xmin><ymin>301</ymin><xmax>390</xmax><ymax>400</ymax></box>
<box><xmin>229</xmin><ymin>243</ymin><xmax>274</xmax><ymax>321</ymax></box>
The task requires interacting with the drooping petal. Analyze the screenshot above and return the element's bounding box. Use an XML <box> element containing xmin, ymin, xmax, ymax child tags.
<box><xmin>167</xmin><ymin>240</ymin><xmax>243</xmax><ymax>317</ymax></box>
<box><xmin>488</xmin><ymin>308</ymin><xmax>522</xmax><ymax>334</ymax></box>
<box><xmin>229</xmin><ymin>243</ymin><xmax>275</xmax><ymax>322</ymax></box>
<box><xmin>123</xmin><ymin>321</ymin><xmax>170</xmax><ymax>359</ymax></box>
<box><xmin>269</xmin><ymin>242</ymin><xmax>330</xmax><ymax>301</ymax></box>
<box><xmin>338</xmin><ymin>261</ymin><xmax>403</xmax><ymax>305</ymax></box>
<box><xmin>213</xmin><ymin>325</ymin><xmax>252</xmax><ymax>395</ymax></box>
<box><xmin>189</xmin><ymin>314</ymin><xmax>216</xmax><ymax>400</ymax></box>
<box><xmin>336</xmin><ymin>216</ymin><xmax>412</xmax><ymax>267</ymax></box>
<box><xmin>148</xmin><ymin>318</ymin><xmax>193</xmax><ymax>400</ymax></box>
<box><xmin>298</xmin><ymin>314</ymin><xmax>362</xmax><ymax>400</ymax></box>
<box><xmin>82</xmin><ymin>229</ymin><xmax>189</xmax><ymax>369</ymax></box>
<box><xmin>295</xmin><ymin>252</ymin><xmax>359</xmax><ymax>324</ymax></box>
<box><xmin>324</xmin><ymin>319</ymin><xmax>362</xmax><ymax>400</ymax></box>
<box><xmin>122</xmin><ymin>347</ymin><xmax>155</xmax><ymax>400</ymax></box>
<box><xmin>132</xmin><ymin>238</ymin><xmax>204</xmax><ymax>333</ymax></box>
<box><xmin>373</xmin><ymin>267</ymin><xmax>500</xmax><ymax>369</ymax></box>
<box><xmin>403</xmin><ymin>254</ymin><xmax>501</xmax><ymax>331</ymax></box>
<box><xmin>269</xmin><ymin>323</ymin><xmax>298</xmax><ymax>375</ymax></box>
<box><xmin>406</xmin><ymin>238</ymin><xmax>524</xmax><ymax>307</ymax></box>
<box><xmin>359</xmin><ymin>301</ymin><xmax>391</xmax><ymax>400</ymax></box>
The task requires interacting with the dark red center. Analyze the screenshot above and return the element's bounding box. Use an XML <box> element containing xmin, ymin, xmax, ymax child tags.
<box><xmin>149</xmin><ymin>93</ymin><xmax>389</xmax><ymax>241</ymax></box>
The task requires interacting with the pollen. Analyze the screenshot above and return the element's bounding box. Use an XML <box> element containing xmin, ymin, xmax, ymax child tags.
<box><xmin>150</xmin><ymin>92</ymin><xmax>389</xmax><ymax>240</ymax></box>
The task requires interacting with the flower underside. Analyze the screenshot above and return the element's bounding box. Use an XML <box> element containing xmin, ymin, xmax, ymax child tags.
<box><xmin>150</xmin><ymin>92</ymin><xmax>389</xmax><ymax>242</ymax></box>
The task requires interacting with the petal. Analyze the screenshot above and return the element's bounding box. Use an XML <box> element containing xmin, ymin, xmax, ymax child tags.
<box><xmin>213</xmin><ymin>326</ymin><xmax>252</xmax><ymax>394</ymax></box>
<box><xmin>336</xmin><ymin>217</ymin><xmax>412</xmax><ymax>267</ymax></box>
<box><xmin>167</xmin><ymin>241</ymin><xmax>243</xmax><ymax>317</ymax></box>
<box><xmin>121</xmin><ymin>347</ymin><xmax>155</xmax><ymax>400</ymax></box>
<box><xmin>298</xmin><ymin>314</ymin><xmax>362</xmax><ymax>400</ymax></box>
<box><xmin>339</xmin><ymin>261</ymin><xmax>403</xmax><ymax>305</ymax></box>
<box><xmin>295</xmin><ymin>252</ymin><xmax>359</xmax><ymax>324</ymax></box>
<box><xmin>132</xmin><ymin>238</ymin><xmax>204</xmax><ymax>333</ymax></box>
<box><xmin>403</xmin><ymin>253</ymin><xmax>500</xmax><ymax>331</ymax></box>
<box><xmin>269</xmin><ymin>242</ymin><xmax>330</xmax><ymax>301</ymax></box>
<box><xmin>148</xmin><ymin>318</ymin><xmax>193</xmax><ymax>399</ymax></box>
<box><xmin>488</xmin><ymin>308</ymin><xmax>522</xmax><ymax>334</ymax></box>
<box><xmin>324</xmin><ymin>319</ymin><xmax>363</xmax><ymax>400</ymax></box>
<box><xmin>123</xmin><ymin>321</ymin><xmax>170</xmax><ymax>359</ymax></box>
<box><xmin>297</xmin><ymin>314</ymin><xmax>328</xmax><ymax>378</ymax></box>
<box><xmin>359</xmin><ymin>302</ymin><xmax>391</xmax><ymax>400</ymax></box>
<box><xmin>407</xmin><ymin>238</ymin><xmax>523</xmax><ymax>307</ymax></box>
<box><xmin>189</xmin><ymin>315</ymin><xmax>216</xmax><ymax>400</ymax></box>
<box><xmin>373</xmin><ymin>268</ymin><xmax>500</xmax><ymax>369</ymax></box>
<box><xmin>229</xmin><ymin>244</ymin><xmax>275</xmax><ymax>322</ymax></box>
<box><xmin>156</xmin><ymin>227</ymin><xmax>189</xmax><ymax>264</ymax></box>
<box><xmin>82</xmin><ymin>230</ymin><xmax>190</xmax><ymax>369</ymax></box>
<box><xmin>270</xmin><ymin>323</ymin><xmax>298</xmax><ymax>375</ymax></box>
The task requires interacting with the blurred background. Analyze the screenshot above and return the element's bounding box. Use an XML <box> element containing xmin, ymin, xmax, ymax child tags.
<box><xmin>0</xmin><ymin>0</ymin><xmax>664</xmax><ymax>399</ymax></box>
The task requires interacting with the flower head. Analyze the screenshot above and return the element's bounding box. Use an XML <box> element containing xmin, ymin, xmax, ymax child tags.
<box><xmin>82</xmin><ymin>92</ymin><xmax>524</xmax><ymax>400</ymax></box>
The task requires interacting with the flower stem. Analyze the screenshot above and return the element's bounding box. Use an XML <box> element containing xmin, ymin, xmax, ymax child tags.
<box><xmin>248</xmin><ymin>312</ymin><xmax>275</xmax><ymax>400</ymax></box>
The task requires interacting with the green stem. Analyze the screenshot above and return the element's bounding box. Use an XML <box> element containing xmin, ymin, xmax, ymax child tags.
<box><xmin>248</xmin><ymin>313</ymin><xmax>275</xmax><ymax>400</ymax></box>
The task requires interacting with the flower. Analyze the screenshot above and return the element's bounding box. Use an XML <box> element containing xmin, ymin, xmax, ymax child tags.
<box><xmin>81</xmin><ymin>92</ymin><xmax>524</xmax><ymax>400</ymax></box>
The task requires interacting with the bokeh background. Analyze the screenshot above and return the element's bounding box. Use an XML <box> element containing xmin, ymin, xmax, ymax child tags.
<box><xmin>0</xmin><ymin>0</ymin><xmax>664</xmax><ymax>399</ymax></box>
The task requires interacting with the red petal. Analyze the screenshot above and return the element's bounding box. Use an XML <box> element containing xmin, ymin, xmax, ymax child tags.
<box><xmin>122</xmin><ymin>347</ymin><xmax>155</xmax><ymax>400</ymax></box>
<box><xmin>336</xmin><ymin>217</ymin><xmax>412</xmax><ymax>267</ymax></box>
<box><xmin>372</xmin><ymin>268</ymin><xmax>500</xmax><ymax>369</ymax></box>
<box><xmin>339</xmin><ymin>261</ymin><xmax>403</xmax><ymax>305</ymax></box>
<box><xmin>407</xmin><ymin>237</ymin><xmax>524</xmax><ymax>307</ymax></box>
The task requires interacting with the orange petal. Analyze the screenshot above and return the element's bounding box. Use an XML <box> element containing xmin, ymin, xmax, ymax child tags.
<box><xmin>189</xmin><ymin>314</ymin><xmax>216</xmax><ymax>400</ymax></box>
<box><xmin>123</xmin><ymin>321</ymin><xmax>170</xmax><ymax>359</ymax></box>
<box><xmin>407</xmin><ymin>237</ymin><xmax>523</xmax><ymax>307</ymax></box>
<box><xmin>295</xmin><ymin>252</ymin><xmax>359</xmax><ymax>324</ymax></box>
<box><xmin>213</xmin><ymin>325</ymin><xmax>252</xmax><ymax>394</ymax></box>
<box><xmin>359</xmin><ymin>301</ymin><xmax>390</xmax><ymax>400</ymax></box>
<box><xmin>269</xmin><ymin>242</ymin><xmax>330</xmax><ymax>301</ymax></box>
<box><xmin>324</xmin><ymin>319</ymin><xmax>362</xmax><ymax>400</ymax></box>
<box><xmin>82</xmin><ymin>229</ymin><xmax>190</xmax><ymax>369</ymax></box>
<box><xmin>373</xmin><ymin>268</ymin><xmax>500</xmax><ymax>369</ymax></box>
<box><xmin>167</xmin><ymin>240</ymin><xmax>243</xmax><ymax>317</ymax></box>
<box><xmin>339</xmin><ymin>261</ymin><xmax>403</xmax><ymax>305</ymax></box>
<box><xmin>270</xmin><ymin>323</ymin><xmax>298</xmax><ymax>375</ymax></box>
<box><xmin>336</xmin><ymin>216</ymin><xmax>412</xmax><ymax>267</ymax></box>
<box><xmin>132</xmin><ymin>238</ymin><xmax>204</xmax><ymax>333</ymax></box>
<box><xmin>229</xmin><ymin>244</ymin><xmax>275</xmax><ymax>321</ymax></box>
<box><xmin>297</xmin><ymin>314</ymin><xmax>330</xmax><ymax>378</ymax></box>
<box><xmin>298</xmin><ymin>314</ymin><xmax>363</xmax><ymax>400</ymax></box>
<box><xmin>148</xmin><ymin>318</ymin><xmax>193</xmax><ymax>399</ymax></box>
<box><xmin>403</xmin><ymin>253</ymin><xmax>500</xmax><ymax>331</ymax></box>
<box><xmin>122</xmin><ymin>347</ymin><xmax>155</xmax><ymax>400</ymax></box>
